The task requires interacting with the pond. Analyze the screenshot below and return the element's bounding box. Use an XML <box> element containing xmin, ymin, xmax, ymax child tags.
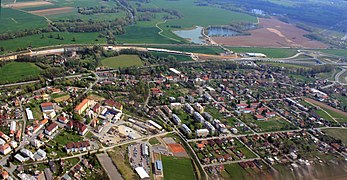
<box><xmin>173</xmin><ymin>26</ymin><xmax>204</xmax><ymax>44</ymax></box>
<box><xmin>207</xmin><ymin>27</ymin><xmax>240</xmax><ymax>37</ymax></box>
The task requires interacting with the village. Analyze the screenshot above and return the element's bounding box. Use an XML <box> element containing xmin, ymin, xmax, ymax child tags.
<box><xmin>0</xmin><ymin>46</ymin><xmax>346</xmax><ymax>180</ymax></box>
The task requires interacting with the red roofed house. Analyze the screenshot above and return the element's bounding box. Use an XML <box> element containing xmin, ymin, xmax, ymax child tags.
<box><xmin>65</xmin><ymin>141</ymin><xmax>90</xmax><ymax>153</ymax></box>
<box><xmin>67</xmin><ymin>121</ymin><xmax>88</xmax><ymax>136</ymax></box>
<box><xmin>74</xmin><ymin>99</ymin><xmax>93</xmax><ymax>115</ymax></box>
<box><xmin>266</xmin><ymin>112</ymin><xmax>276</xmax><ymax>118</ymax></box>
<box><xmin>45</xmin><ymin>123</ymin><xmax>58</xmax><ymax>136</ymax></box>
<box><xmin>0</xmin><ymin>144</ymin><xmax>11</xmax><ymax>155</ymax></box>
<box><xmin>58</xmin><ymin>116</ymin><xmax>69</xmax><ymax>124</ymax></box>
<box><xmin>104</xmin><ymin>100</ymin><xmax>123</xmax><ymax>111</ymax></box>
<box><xmin>255</xmin><ymin>114</ymin><xmax>265</xmax><ymax>121</ymax></box>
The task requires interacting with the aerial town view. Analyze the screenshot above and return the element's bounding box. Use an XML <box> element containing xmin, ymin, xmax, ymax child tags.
<box><xmin>1</xmin><ymin>0</ymin><xmax>347</xmax><ymax>179</ymax></box>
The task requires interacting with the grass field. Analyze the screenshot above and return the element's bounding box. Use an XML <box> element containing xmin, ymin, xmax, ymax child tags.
<box><xmin>101</xmin><ymin>55</ymin><xmax>143</xmax><ymax>68</ymax></box>
<box><xmin>0</xmin><ymin>62</ymin><xmax>41</xmax><ymax>84</ymax></box>
<box><xmin>0</xmin><ymin>32</ymin><xmax>105</xmax><ymax>53</ymax></box>
<box><xmin>147</xmin><ymin>45</ymin><xmax>225</xmax><ymax>55</ymax></box>
<box><xmin>0</xmin><ymin>8</ymin><xmax>47</xmax><ymax>33</ymax></box>
<box><xmin>228</xmin><ymin>47</ymin><xmax>298</xmax><ymax>58</ymax></box>
<box><xmin>53</xmin><ymin>131</ymin><xmax>83</xmax><ymax>145</ymax></box>
<box><xmin>323</xmin><ymin>128</ymin><xmax>347</xmax><ymax>145</ymax></box>
<box><xmin>108</xmin><ymin>146</ymin><xmax>138</xmax><ymax>180</ymax></box>
<box><xmin>319</xmin><ymin>49</ymin><xmax>347</xmax><ymax>57</ymax></box>
<box><xmin>161</xmin><ymin>155</ymin><xmax>195</xmax><ymax>180</ymax></box>
<box><xmin>150</xmin><ymin>52</ymin><xmax>192</xmax><ymax>61</ymax></box>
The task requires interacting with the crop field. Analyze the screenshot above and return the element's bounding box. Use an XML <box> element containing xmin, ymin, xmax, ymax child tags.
<box><xmin>0</xmin><ymin>62</ymin><xmax>41</xmax><ymax>84</ymax></box>
<box><xmin>0</xmin><ymin>32</ymin><xmax>105</xmax><ymax>53</ymax></box>
<box><xmin>305</xmin><ymin>98</ymin><xmax>347</xmax><ymax>123</ymax></box>
<box><xmin>101</xmin><ymin>55</ymin><xmax>143</xmax><ymax>68</ymax></box>
<box><xmin>213</xmin><ymin>18</ymin><xmax>328</xmax><ymax>48</ymax></box>
<box><xmin>228</xmin><ymin>47</ymin><xmax>298</xmax><ymax>58</ymax></box>
<box><xmin>0</xmin><ymin>8</ymin><xmax>47</xmax><ymax>33</ymax></box>
<box><xmin>161</xmin><ymin>155</ymin><xmax>195</xmax><ymax>180</ymax></box>
<box><xmin>29</xmin><ymin>7</ymin><xmax>74</xmax><ymax>16</ymax></box>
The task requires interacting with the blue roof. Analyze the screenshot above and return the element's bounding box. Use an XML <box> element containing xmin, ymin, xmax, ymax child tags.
<box><xmin>156</xmin><ymin>160</ymin><xmax>163</xmax><ymax>170</ymax></box>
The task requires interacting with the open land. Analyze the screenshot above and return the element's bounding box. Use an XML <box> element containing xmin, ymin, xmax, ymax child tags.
<box><xmin>101</xmin><ymin>55</ymin><xmax>143</xmax><ymax>68</ymax></box>
<box><xmin>0</xmin><ymin>61</ymin><xmax>41</xmax><ymax>84</ymax></box>
<box><xmin>213</xmin><ymin>18</ymin><xmax>328</xmax><ymax>48</ymax></box>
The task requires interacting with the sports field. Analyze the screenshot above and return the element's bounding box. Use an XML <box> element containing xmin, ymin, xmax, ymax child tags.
<box><xmin>161</xmin><ymin>155</ymin><xmax>195</xmax><ymax>180</ymax></box>
<box><xmin>101</xmin><ymin>55</ymin><xmax>143</xmax><ymax>68</ymax></box>
<box><xmin>0</xmin><ymin>61</ymin><xmax>41</xmax><ymax>84</ymax></box>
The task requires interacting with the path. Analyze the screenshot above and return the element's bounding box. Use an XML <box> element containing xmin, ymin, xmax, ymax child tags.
<box><xmin>156</xmin><ymin>20</ymin><xmax>181</xmax><ymax>42</ymax></box>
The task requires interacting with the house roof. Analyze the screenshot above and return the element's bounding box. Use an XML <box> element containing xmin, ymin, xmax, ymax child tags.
<box><xmin>75</xmin><ymin>99</ymin><xmax>89</xmax><ymax>111</ymax></box>
<box><xmin>46</xmin><ymin>123</ymin><xmax>58</xmax><ymax>132</ymax></box>
<box><xmin>41</xmin><ymin>102</ymin><xmax>53</xmax><ymax>108</ymax></box>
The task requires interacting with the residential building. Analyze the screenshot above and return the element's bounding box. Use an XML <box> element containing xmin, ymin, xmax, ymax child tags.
<box><xmin>67</xmin><ymin>121</ymin><xmax>88</xmax><ymax>136</ymax></box>
<box><xmin>172</xmin><ymin>114</ymin><xmax>181</xmax><ymax>125</ymax></box>
<box><xmin>181</xmin><ymin>124</ymin><xmax>192</xmax><ymax>135</ymax></box>
<box><xmin>0</xmin><ymin>144</ymin><xmax>11</xmax><ymax>155</ymax></box>
<box><xmin>65</xmin><ymin>141</ymin><xmax>91</xmax><ymax>153</ymax></box>
<box><xmin>41</xmin><ymin>102</ymin><xmax>56</xmax><ymax>119</ymax></box>
<box><xmin>45</xmin><ymin>123</ymin><xmax>58</xmax><ymax>136</ymax></box>
<box><xmin>74</xmin><ymin>99</ymin><xmax>93</xmax><ymax>115</ymax></box>
<box><xmin>196</xmin><ymin>129</ymin><xmax>209</xmax><ymax>137</ymax></box>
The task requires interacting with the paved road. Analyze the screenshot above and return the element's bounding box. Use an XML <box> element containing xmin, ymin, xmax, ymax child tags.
<box><xmin>96</xmin><ymin>153</ymin><xmax>124</xmax><ymax>180</ymax></box>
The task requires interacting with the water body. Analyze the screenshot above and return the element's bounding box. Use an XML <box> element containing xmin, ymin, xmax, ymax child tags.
<box><xmin>173</xmin><ymin>26</ymin><xmax>204</xmax><ymax>44</ymax></box>
<box><xmin>207</xmin><ymin>27</ymin><xmax>240</xmax><ymax>37</ymax></box>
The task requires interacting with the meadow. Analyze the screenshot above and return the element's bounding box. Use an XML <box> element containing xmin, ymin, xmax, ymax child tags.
<box><xmin>0</xmin><ymin>61</ymin><xmax>41</xmax><ymax>84</ymax></box>
<box><xmin>161</xmin><ymin>155</ymin><xmax>195</xmax><ymax>180</ymax></box>
<box><xmin>323</xmin><ymin>128</ymin><xmax>347</xmax><ymax>145</ymax></box>
<box><xmin>101</xmin><ymin>55</ymin><xmax>143</xmax><ymax>68</ymax></box>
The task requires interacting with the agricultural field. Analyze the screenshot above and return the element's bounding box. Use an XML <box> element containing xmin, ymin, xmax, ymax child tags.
<box><xmin>161</xmin><ymin>155</ymin><xmax>195</xmax><ymax>180</ymax></box>
<box><xmin>0</xmin><ymin>32</ymin><xmax>105</xmax><ymax>53</ymax></box>
<box><xmin>212</xmin><ymin>18</ymin><xmax>327</xmax><ymax>48</ymax></box>
<box><xmin>101</xmin><ymin>55</ymin><xmax>143</xmax><ymax>68</ymax></box>
<box><xmin>305</xmin><ymin>98</ymin><xmax>347</xmax><ymax>123</ymax></box>
<box><xmin>0</xmin><ymin>8</ymin><xmax>47</xmax><ymax>33</ymax></box>
<box><xmin>319</xmin><ymin>49</ymin><xmax>347</xmax><ymax>57</ymax></box>
<box><xmin>323</xmin><ymin>128</ymin><xmax>347</xmax><ymax>145</ymax></box>
<box><xmin>228</xmin><ymin>47</ymin><xmax>298</xmax><ymax>58</ymax></box>
<box><xmin>0</xmin><ymin>61</ymin><xmax>41</xmax><ymax>84</ymax></box>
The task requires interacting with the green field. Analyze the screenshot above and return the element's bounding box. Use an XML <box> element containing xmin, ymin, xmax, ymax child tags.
<box><xmin>0</xmin><ymin>32</ymin><xmax>105</xmax><ymax>53</ymax></box>
<box><xmin>53</xmin><ymin>131</ymin><xmax>84</xmax><ymax>145</ymax></box>
<box><xmin>0</xmin><ymin>8</ymin><xmax>47</xmax><ymax>33</ymax></box>
<box><xmin>0</xmin><ymin>62</ymin><xmax>41</xmax><ymax>84</ymax></box>
<box><xmin>150</xmin><ymin>52</ymin><xmax>192</xmax><ymax>61</ymax></box>
<box><xmin>228</xmin><ymin>47</ymin><xmax>298</xmax><ymax>58</ymax></box>
<box><xmin>323</xmin><ymin>128</ymin><xmax>347</xmax><ymax>145</ymax></box>
<box><xmin>319</xmin><ymin>49</ymin><xmax>347</xmax><ymax>57</ymax></box>
<box><xmin>101</xmin><ymin>55</ymin><xmax>143</xmax><ymax>68</ymax></box>
<box><xmin>147</xmin><ymin>45</ymin><xmax>225</xmax><ymax>55</ymax></box>
<box><xmin>162</xmin><ymin>155</ymin><xmax>195</xmax><ymax>180</ymax></box>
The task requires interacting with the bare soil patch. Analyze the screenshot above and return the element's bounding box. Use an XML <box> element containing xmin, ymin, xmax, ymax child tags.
<box><xmin>212</xmin><ymin>18</ymin><xmax>328</xmax><ymax>48</ymax></box>
<box><xmin>305</xmin><ymin>98</ymin><xmax>347</xmax><ymax>117</ymax></box>
<box><xmin>5</xmin><ymin>1</ymin><xmax>53</xmax><ymax>8</ymax></box>
<box><xmin>29</xmin><ymin>6</ymin><xmax>74</xmax><ymax>16</ymax></box>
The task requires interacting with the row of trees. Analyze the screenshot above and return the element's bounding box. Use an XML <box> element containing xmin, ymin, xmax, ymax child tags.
<box><xmin>77</xmin><ymin>6</ymin><xmax>122</xmax><ymax>15</ymax></box>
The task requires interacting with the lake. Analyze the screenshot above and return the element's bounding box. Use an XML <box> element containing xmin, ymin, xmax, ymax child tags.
<box><xmin>173</xmin><ymin>26</ymin><xmax>204</xmax><ymax>44</ymax></box>
<box><xmin>207</xmin><ymin>27</ymin><xmax>240</xmax><ymax>37</ymax></box>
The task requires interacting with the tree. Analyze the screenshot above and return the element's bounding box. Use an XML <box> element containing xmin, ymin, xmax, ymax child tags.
<box><xmin>72</xmin><ymin>37</ymin><xmax>76</xmax><ymax>42</ymax></box>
